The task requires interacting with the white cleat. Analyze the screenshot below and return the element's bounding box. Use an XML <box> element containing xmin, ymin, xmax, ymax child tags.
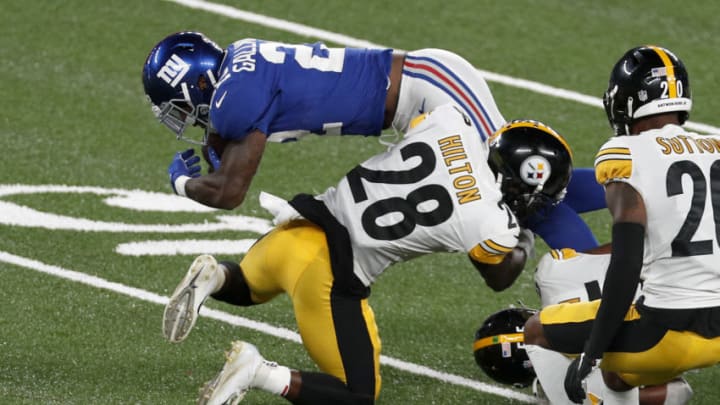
<box><xmin>163</xmin><ymin>254</ymin><xmax>220</xmax><ymax>343</ymax></box>
<box><xmin>198</xmin><ymin>341</ymin><xmax>263</xmax><ymax>405</ymax></box>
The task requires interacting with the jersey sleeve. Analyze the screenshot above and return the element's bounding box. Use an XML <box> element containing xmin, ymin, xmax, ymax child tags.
<box><xmin>594</xmin><ymin>137</ymin><xmax>633</xmax><ymax>186</ymax></box>
<box><xmin>468</xmin><ymin>233</ymin><xmax>518</xmax><ymax>265</ymax></box>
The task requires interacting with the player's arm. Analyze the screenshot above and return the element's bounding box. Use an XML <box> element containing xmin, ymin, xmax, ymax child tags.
<box><xmin>202</xmin><ymin>131</ymin><xmax>229</xmax><ymax>174</ymax></box>
<box><xmin>170</xmin><ymin>129</ymin><xmax>267</xmax><ymax>210</ymax></box>
<box><xmin>583</xmin><ymin>180</ymin><xmax>646</xmax><ymax>358</ymax></box>
<box><xmin>469</xmin><ymin>229</ymin><xmax>533</xmax><ymax>292</ymax></box>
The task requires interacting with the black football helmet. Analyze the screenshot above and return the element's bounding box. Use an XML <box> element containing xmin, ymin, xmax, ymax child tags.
<box><xmin>487</xmin><ymin>120</ymin><xmax>573</xmax><ymax>224</ymax></box>
<box><xmin>473</xmin><ymin>307</ymin><xmax>536</xmax><ymax>387</ymax></box>
<box><xmin>142</xmin><ymin>32</ymin><xmax>225</xmax><ymax>144</ymax></box>
<box><xmin>603</xmin><ymin>45</ymin><xmax>692</xmax><ymax>136</ymax></box>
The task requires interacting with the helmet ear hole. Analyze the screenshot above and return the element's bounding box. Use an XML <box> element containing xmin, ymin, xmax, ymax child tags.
<box><xmin>473</xmin><ymin>308</ymin><xmax>536</xmax><ymax>387</ymax></box>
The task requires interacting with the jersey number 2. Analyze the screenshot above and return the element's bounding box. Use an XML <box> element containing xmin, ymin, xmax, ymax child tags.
<box><xmin>347</xmin><ymin>142</ymin><xmax>453</xmax><ymax>240</ymax></box>
<box><xmin>258</xmin><ymin>42</ymin><xmax>344</xmax><ymax>72</ymax></box>
<box><xmin>666</xmin><ymin>159</ymin><xmax>720</xmax><ymax>256</ymax></box>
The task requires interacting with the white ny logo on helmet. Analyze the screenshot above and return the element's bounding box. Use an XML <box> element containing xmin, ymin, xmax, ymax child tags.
<box><xmin>157</xmin><ymin>54</ymin><xmax>190</xmax><ymax>87</ymax></box>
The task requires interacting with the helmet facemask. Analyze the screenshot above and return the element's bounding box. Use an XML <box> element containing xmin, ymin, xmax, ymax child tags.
<box><xmin>142</xmin><ymin>31</ymin><xmax>223</xmax><ymax>146</ymax></box>
<box><xmin>497</xmin><ymin>172</ymin><xmax>566</xmax><ymax>225</ymax></box>
<box><xmin>152</xmin><ymin>97</ymin><xmax>211</xmax><ymax>145</ymax></box>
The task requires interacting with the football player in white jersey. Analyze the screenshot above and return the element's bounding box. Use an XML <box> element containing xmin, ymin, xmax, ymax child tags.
<box><xmin>160</xmin><ymin>104</ymin><xmax>573</xmax><ymax>404</ymax></box>
<box><xmin>524</xmin><ymin>45</ymin><xmax>720</xmax><ymax>405</ymax></box>
<box><xmin>531</xmin><ymin>247</ymin><xmax>693</xmax><ymax>405</ymax></box>
<box><xmin>142</xmin><ymin>32</ymin><xmax>603</xmax><ymax>252</ymax></box>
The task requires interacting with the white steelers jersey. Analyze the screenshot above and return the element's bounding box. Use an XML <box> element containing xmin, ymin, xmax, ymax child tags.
<box><xmin>535</xmin><ymin>248</ymin><xmax>643</xmax><ymax>307</ymax></box>
<box><xmin>595</xmin><ymin>124</ymin><xmax>720</xmax><ymax>308</ymax></box>
<box><xmin>318</xmin><ymin>104</ymin><xmax>520</xmax><ymax>286</ymax></box>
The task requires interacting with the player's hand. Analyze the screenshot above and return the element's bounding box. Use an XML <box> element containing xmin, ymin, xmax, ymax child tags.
<box><xmin>564</xmin><ymin>352</ymin><xmax>595</xmax><ymax>403</ymax></box>
<box><xmin>516</xmin><ymin>228</ymin><xmax>536</xmax><ymax>260</ymax></box>
<box><xmin>168</xmin><ymin>148</ymin><xmax>201</xmax><ymax>196</ymax></box>
<box><xmin>207</xmin><ymin>145</ymin><xmax>221</xmax><ymax>172</ymax></box>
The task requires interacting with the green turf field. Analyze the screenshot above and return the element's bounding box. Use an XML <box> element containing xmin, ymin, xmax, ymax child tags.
<box><xmin>2</xmin><ymin>0</ymin><xmax>719</xmax><ymax>403</ymax></box>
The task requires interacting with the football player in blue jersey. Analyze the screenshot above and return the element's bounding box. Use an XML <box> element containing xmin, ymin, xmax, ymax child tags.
<box><xmin>142</xmin><ymin>31</ymin><xmax>604</xmax><ymax>251</ymax></box>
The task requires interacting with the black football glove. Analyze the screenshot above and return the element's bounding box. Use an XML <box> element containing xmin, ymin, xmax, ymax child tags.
<box><xmin>564</xmin><ymin>352</ymin><xmax>595</xmax><ymax>403</ymax></box>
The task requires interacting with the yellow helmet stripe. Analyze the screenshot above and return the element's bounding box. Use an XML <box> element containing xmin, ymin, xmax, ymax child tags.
<box><xmin>491</xmin><ymin>120</ymin><xmax>574</xmax><ymax>160</ymax></box>
<box><xmin>648</xmin><ymin>45</ymin><xmax>677</xmax><ymax>98</ymax></box>
<box><xmin>473</xmin><ymin>332</ymin><xmax>524</xmax><ymax>350</ymax></box>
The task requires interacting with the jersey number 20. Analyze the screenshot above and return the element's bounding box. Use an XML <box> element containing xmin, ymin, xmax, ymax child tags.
<box><xmin>667</xmin><ymin>159</ymin><xmax>720</xmax><ymax>256</ymax></box>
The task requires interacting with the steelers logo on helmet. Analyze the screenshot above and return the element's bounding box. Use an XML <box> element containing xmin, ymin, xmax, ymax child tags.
<box><xmin>519</xmin><ymin>155</ymin><xmax>551</xmax><ymax>188</ymax></box>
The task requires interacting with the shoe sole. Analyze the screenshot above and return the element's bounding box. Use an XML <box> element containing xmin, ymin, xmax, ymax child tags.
<box><xmin>163</xmin><ymin>255</ymin><xmax>215</xmax><ymax>343</ymax></box>
<box><xmin>198</xmin><ymin>341</ymin><xmax>250</xmax><ymax>405</ymax></box>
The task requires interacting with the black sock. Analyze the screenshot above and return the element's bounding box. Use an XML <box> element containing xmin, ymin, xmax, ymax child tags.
<box><xmin>210</xmin><ymin>261</ymin><xmax>255</xmax><ymax>306</ymax></box>
<box><xmin>290</xmin><ymin>371</ymin><xmax>374</xmax><ymax>405</ymax></box>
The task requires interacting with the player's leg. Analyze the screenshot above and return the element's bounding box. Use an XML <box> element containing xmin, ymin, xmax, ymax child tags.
<box><xmin>601</xmin><ymin>327</ymin><xmax>720</xmax><ymax>388</ymax></box>
<box><xmin>394</xmin><ymin>48</ymin><xmax>506</xmax><ymax>142</ymax></box>
<box><xmin>564</xmin><ymin>167</ymin><xmax>606</xmax><ymax>213</ymax></box>
<box><xmin>637</xmin><ymin>378</ymin><xmax>693</xmax><ymax>405</ymax></box>
<box><xmin>524</xmin><ymin>343</ymin><xmax>577</xmax><ymax>404</ymax></box>
<box><xmin>286</xmin><ymin>224</ymin><xmax>380</xmax><ymax>404</ymax></box>
<box><xmin>198</xmin><ymin>221</ymin><xmax>379</xmax><ymax>404</ymax></box>
<box><xmin>162</xmin><ymin>228</ymin><xmax>284</xmax><ymax>343</ymax></box>
<box><xmin>526</xmin><ymin>166</ymin><xmax>605</xmax><ymax>251</ymax></box>
<box><xmin>526</xmin><ymin>201</ymin><xmax>599</xmax><ymax>251</ymax></box>
<box><xmin>524</xmin><ymin>300</ymin><xmax>628</xmax><ymax>404</ymax></box>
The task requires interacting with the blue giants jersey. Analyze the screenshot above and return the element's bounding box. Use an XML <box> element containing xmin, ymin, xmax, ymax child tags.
<box><xmin>209</xmin><ymin>39</ymin><xmax>393</xmax><ymax>142</ymax></box>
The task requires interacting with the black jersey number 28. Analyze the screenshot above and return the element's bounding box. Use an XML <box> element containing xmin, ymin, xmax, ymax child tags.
<box><xmin>666</xmin><ymin>160</ymin><xmax>720</xmax><ymax>256</ymax></box>
<box><xmin>346</xmin><ymin>142</ymin><xmax>453</xmax><ymax>240</ymax></box>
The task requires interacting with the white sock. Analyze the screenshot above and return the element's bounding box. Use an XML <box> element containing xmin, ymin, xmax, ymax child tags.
<box><xmin>525</xmin><ymin>344</ymin><xmax>576</xmax><ymax>405</ymax></box>
<box><xmin>602</xmin><ymin>384</ymin><xmax>639</xmax><ymax>405</ymax></box>
<box><xmin>664</xmin><ymin>378</ymin><xmax>693</xmax><ymax>405</ymax></box>
<box><xmin>252</xmin><ymin>360</ymin><xmax>292</xmax><ymax>396</ymax></box>
<box><xmin>211</xmin><ymin>263</ymin><xmax>228</xmax><ymax>294</ymax></box>
<box><xmin>583</xmin><ymin>369</ymin><xmax>607</xmax><ymax>404</ymax></box>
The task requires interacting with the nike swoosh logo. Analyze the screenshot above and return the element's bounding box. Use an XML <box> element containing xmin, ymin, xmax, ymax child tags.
<box><xmin>418</xmin><ymin>98</ymin><xmax>426</xmax><ymax>115</ymax></box>
<box><xmin>188</xmin><ymin>269</ymin><xmax>203</xmax><ymax>289</ymax></box>
<box><xmin>214</xmin><ymin>91</ymin><xmax>228</xmax><ymax>108</ymax></box>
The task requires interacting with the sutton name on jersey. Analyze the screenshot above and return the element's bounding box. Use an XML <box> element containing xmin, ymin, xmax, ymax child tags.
<box><xmin>656</xmin><ymin>134</ymin><xmax>720</xmax><ymax>155</ymax></box>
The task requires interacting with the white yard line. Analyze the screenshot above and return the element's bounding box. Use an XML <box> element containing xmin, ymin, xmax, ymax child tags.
<box><xmin>0</xmin><ymin>250</ymin><xmax>535</xmax><ymax>402</ymax></box>
<box><xmin>164</xmin><ymin>0</ymin><xmax>720</xmax><ymax>135</ymax></box>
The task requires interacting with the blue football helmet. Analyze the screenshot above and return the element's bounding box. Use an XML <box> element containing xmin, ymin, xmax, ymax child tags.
<box><xmin>142</xmin><ymin>32</ymin><xmax>224</xmax><ymax>144</ymax></box>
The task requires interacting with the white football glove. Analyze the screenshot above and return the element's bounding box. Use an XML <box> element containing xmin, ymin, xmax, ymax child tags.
<box><xmin>259</xmin><ymin>191</ymin><xmax>303</xmax><ymax>226</ymax></box>
<box><xmin>516</xmin><ymin>228</ymin><xmax>536</xmax><ymax>260</ymax></box>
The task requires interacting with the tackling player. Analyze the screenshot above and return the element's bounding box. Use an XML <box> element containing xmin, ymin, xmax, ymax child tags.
<box><xmin>524</xmin><ymin>45</ymin><xmax>720</xmax><ymax>404</ymax></box>
<box><xmin>141</xmin><ymin>31</ymin><xmax>603</xmax><ymax>251</ymax></box>
<box><xmin>161</xmin><ymin>105</ymin><xmax>573</xmax><ymax>404</ymax></box>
